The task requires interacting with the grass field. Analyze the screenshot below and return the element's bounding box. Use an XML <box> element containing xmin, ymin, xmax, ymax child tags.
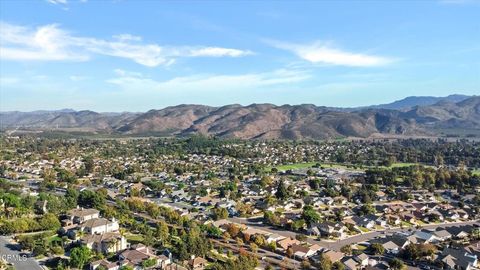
<box><xmin>388</xmin><ymin>162</ymin><xmax>420</xmax><ymax>168</ymax></box>
<box><xmin>472</xmin><ymin>169</ymin><xmax>480</xmax><ymax>176</ymax></box>
<box><xmin>269</xmin><ymin>162</ymin><xmax>317</xmax><ymax>171</ymax></box>
<box><xmin>268</xmin><ymin>161</ymin><xmax>421</xmax><ymax>172</ymax></box>
<box><xmin>125</xmin><ymin>233</ymin><xmax>144</xmax><ymax>243</ymax></box>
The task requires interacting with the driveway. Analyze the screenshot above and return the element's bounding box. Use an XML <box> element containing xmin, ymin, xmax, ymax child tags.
<box><xmin>0</xmin><ymin>236</ymin><xmax>43</xmax><ymax>270</ymax></box>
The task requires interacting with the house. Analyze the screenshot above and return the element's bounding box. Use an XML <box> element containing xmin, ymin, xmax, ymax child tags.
<box><xmin>441</xmin><ymin>248</ymin><xmax>478</xmax><ymax>270</ymax></box>
<box><xmin>119</xmin><ymin>244</ymin><xmax>158</xmax><ymax>270</ymax></box>
<box><xmin>277</xmin><ymin>237</ymin><xmax>300</xmax><ymax>251</ymax></box>
<box><xmin>457</xmin><ymin>209</ymin><xmax>469</xmax><ymax>220</ymax></box>
<box><xmin>446</xmin><ymin>226</ymin><xmax>473</xmax><ymax>239</ymax></box>
<box><xmin>350</xmin><ymin>216</ymin><xmax>375</xmax><ymax>229</ymax></box>
<box><xmin>399</xmin><ymin>212</ymin><xmax>416</xmax><ymax>224</ymax></box>
<box><xmin>433</xmin><ymin>229</ymin><xmax>452</xmax><ymax>242</ymax></box>
<box><xmin>385</xmin><ymin>215</ymin><xmax>401</xmax><ymax>226</ymax></box>
<box><xmin>342</xmin><ymin>258</ymin><xmax>360</xmax><ymax>270</ymax></box>
<box><xmin>80</xmin><ymin>217</ymin><xmax>119</xmax><ymax>235</ymax></box>
<box><xmin>187</xmin><ymin>256</ymin><xmax>208</xmax><ymax>270</ymax></box>
<box><xmin>355</xmin><ymin>253</ymin><xmax>370</xmax><ymax>267</ymax></box>
<box><xmin>387</xmin><ymin>204</ymin><xmax>406</xmax><ymax>214</ymax></box>
<box><xmin>371</xmin><ymin>235</ymin><xmax>410</xmax><ymax>254</ymax></box>
<box><xmin>68</xmin><ymin>207</ymin><xmax>100</xmax><ymax>224</ymax></box>
<box><xmin>424</xmin><ymin>211</ymin><xmax>444</xmax><ymax>222</ymax></box>
<box><xmin>242</xmin><ymin>227</ymin><xmax>270</xmax><ymax>239</ymax></box>
<box><xmin>316</xmin><ymin>221</ymin><xmax>347</xmax><ymax>238</ymax></box>
<box><xmin>342</xmin><ymin>255</ymin><xmax>369</xmax><ymax>270</ymax></box>
<box><xmin>322</xmin><ymin>250</ymin><xmax>344</xmax><ymax>263</ymax></box>
<box><xmin>441</xmin><ymin>209</ymin><xmax>461</xmax><ymax>221</ymax></box>
<box><xmin>266</xmin><ymin>233</ymin><xmax>285</xmax><ymax>244</ymax></box>
<box><xmin>414</xmin><ymin>230</ymin><xmax>439</xmax><ymax>243</ymax></box>
<box><xmin>81</xmin><ymin>232</ymin><xmax>128</xmax><ymax>254</ymax></box>
<box><xmin>364</xmin><ymin>214</ymin><xmax>387</xmax><ymax>227</ymax></box>
<box><xmin>90</xmin><ymin>259</ymin><xmax>119</xmax><ymax>270</ymax></box>
<box><xmin>290</xmin><ymin>244</ymin><xmax>321</xmax><ymax>259</ymax></box>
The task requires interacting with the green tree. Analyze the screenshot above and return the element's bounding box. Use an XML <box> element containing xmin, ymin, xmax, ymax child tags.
<box><xmin>78</xmin><ymin>190</ymin><xmax>105</xmax><ymax>209</ymax></box>
<box><xmin>212</xmin><ymin>207</ymin><xmax>229</xmax><ymax>220</ymax></box>
<box><xmin>370</xmin><ymin>243</ymin><xmax>385</xmax><ymax>255</ymax></box>
<box><xmin>340</xmin><ymin>245</ymin><xmax>352</xmax><ymax>255</ymax></box>
<box><xmin>333</xmin><ymin>261</ymin><xmax>345</xmax><ymax>270</ymax></box>
<box><xmin>317</xmin><ymin>253</ymin><xmax>332</xmax><ymax>270</ymax></box>
<box><xmin>302</xmin><ymin>205</ymin><xmax>321</xmax><ymax>225</ymax></box>
<box><xmin>389</xmin><ymin>258</ymin><xmax>406</xmax><ymax>270</ymax></box>
<box><xmin>38</xmin><ymin>213</ymin><xmax>61</xmax><ymax>230</ymax></box>
<box><xmin>275</xmin><ymin>180</ymin><xmax>289</xmax><ymax>200</ymax></box>
<box><xmin>70</xmin><ymin>246</ymin><xmax>92</xmax><ymax>269</ymax></box>
<box><xmin>155</xmin><ymin>220</ymin><xmax>170</xmax><ymax>245</ymax></box>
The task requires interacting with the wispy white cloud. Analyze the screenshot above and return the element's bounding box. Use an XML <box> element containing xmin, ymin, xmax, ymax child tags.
<box><xmin>267</xmin><ymin>39</ymin><xmax>394</xmax><ymax>67</ymax></box>
<box><xmin>182</xmin><ymin>47</ymin><xmax>253</xmax><ymax>57</ymax></box>
<box><xmin>69</xmin><ymin>75</ymin><xmax>88</xmax><ymax>81</ymax></box>
<box><xmin>107</xmin><ymin>68</ymin><xmax>309</xmax><ymax>92</ymax></box>
<box><xmin>112</xmin><ymin>34</ymin><xmax>142</xmax><ymax>42</ymax></box>
<box><xmin>0</xmin><ymin>22</ymin><xmax>253</xmax><ymax>67</ymax></box>
<box><xmin>0</xmin><ymin>23</ymin><xmax>88</xmax><ymax>61</ymax></box>
<box><xmin>46</xmin><ymin>0</ymin><xmax>68</xmax><ymax>4</ymax></box>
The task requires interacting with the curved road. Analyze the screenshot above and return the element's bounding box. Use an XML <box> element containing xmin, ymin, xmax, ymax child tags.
<box><xmin>0</xmin><ymin>236</ymin><xmax>42</xmax><ymax>270</ymax></box>
<box><xmin>228</xmin><ymin>217</ymin><xmax>480</xmax><ymax>251</ymax></box>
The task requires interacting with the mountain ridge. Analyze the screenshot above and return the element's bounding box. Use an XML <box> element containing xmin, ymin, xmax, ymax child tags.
<box><xmin>1</xmin><ymin>95</ymin><xmax>478</xmax><ymax>139</ymax></box>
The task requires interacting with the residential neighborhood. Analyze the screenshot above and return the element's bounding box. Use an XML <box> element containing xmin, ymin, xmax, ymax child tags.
<box><xmin>0</xmin><ymin>137</ymin><xmax>479</xmax><ymax>270</ymax></box>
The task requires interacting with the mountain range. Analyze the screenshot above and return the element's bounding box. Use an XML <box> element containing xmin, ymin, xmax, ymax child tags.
<box><xmin>1</xmin><ymin>95</ymin><xmax>479</xmax><ymax>139</ymax></box>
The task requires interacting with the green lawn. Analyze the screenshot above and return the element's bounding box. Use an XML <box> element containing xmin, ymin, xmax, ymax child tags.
<box><xmin>401</xmin><ymin>221</ymin><xmax>413</xmax><ymax>227</ymax></box>
<box><xmin>48</xmin><ymin>235</ymin><xmax>63</xmax><ymax>245</ymax></box>
<box><xmin>358</xmin><ymin>227</ymin><xmax>370</xmax><ymax>232</ymax></box>
<box><xmin>267</xmin><ymin>162</ymin><xmax>362</xmax><ymax>172</ymax></box>
<box><xmin>269</xmin><ymin>162</ymin><xmax>317</xmax><ymax>171</ymax></box>
<box><xmin>416</xmin><ymin>220</ymin><xmax>427</xmax><ymax>226</ymax></box>
<box><xmin>389</xmin><ymin>162</ymin><xmax>420</xmax><ymax>168</ymax></box>
<box><xmin>267</xmin><ymin>161</ymin><xmax>432</xmax><ymax>173</ymax></box>
<box><xmin>472</xmin><ymin>169</ymin><xmax>480</xmax><ymax>176</ymax></box>
<box><xmin>125</xmin><ymin>233</ymin><xmax>144</xmax><ymax>243</ymax></box>
<box><xmin>355</xmin><ymin>244</ymin><xmax>367</xmax><ymax>251</ymax></box>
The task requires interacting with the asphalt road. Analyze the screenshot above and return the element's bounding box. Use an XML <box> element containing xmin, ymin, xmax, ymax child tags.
<box><xmin>211</xmin><ymin>238</ymin><xmax>303</xmax><ymax>270</ymax></box>
<box><xmin>0</xmin><ymin>236</ymin><xmax>43</xmax><ymax>270</ymax></box>
<box><xmin>228</xmin><ymin>217</ymin><xmax>480</xmax><ymax>251</ymax></box>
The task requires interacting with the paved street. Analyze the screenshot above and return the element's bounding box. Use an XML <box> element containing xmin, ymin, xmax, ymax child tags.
<box><xmin>211</xmin><ymin>238</ymin><xmax>303</xmax><ymax>269</ymax></box>
<box><xmin>0</xmin><ymin>236</ymin><xmax>43</xmax><ymax>270</ymax></box>
<box><xmin>229</xmin><ymin>217</ymin><xmax>480</xmax><ymax>251</ymax></box>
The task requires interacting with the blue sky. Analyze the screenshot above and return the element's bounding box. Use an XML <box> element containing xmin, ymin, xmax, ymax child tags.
<box><xmin>0</xmin><ymin>0</ymin><xmax>479</xmax><ymax>112</ymax></box>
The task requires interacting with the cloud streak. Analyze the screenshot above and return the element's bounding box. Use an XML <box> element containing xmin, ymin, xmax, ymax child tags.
<box><xmin>268</xmin><ymin>40</ymin><xmax>394</xmax><ymax>67</ymax></box>
<box><xmin>0</xmin><ymin>22</ymin><xmax>253</xmax><ymax>67</ymax></box>
<box><xmin>107</xmin><ymin>68</ymin><xmax>310</xmax><ymax>92</ymax></box>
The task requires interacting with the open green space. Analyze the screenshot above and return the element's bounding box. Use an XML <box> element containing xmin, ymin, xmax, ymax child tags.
<box><xmin>125</xmin><ymin>233</ymin><xmax>144</xmax><ymax>243</ymax></box>
<box><xmin>267</xmin><ymin>161</ymin><xmax>423</xmax><ymax>172</ymax></box>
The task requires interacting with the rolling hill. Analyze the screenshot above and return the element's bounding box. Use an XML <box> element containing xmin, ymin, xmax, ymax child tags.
<box><xmin>1</xmin><ymin>95</ymin><xmax>478</xmax><ymax>139</ymax></box>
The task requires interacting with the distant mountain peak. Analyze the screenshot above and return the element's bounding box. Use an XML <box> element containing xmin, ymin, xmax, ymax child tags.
<box><xmin>368</xmin><ymin>94</ymin><xmax>471</xmax><ymax>111</ymax></box>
